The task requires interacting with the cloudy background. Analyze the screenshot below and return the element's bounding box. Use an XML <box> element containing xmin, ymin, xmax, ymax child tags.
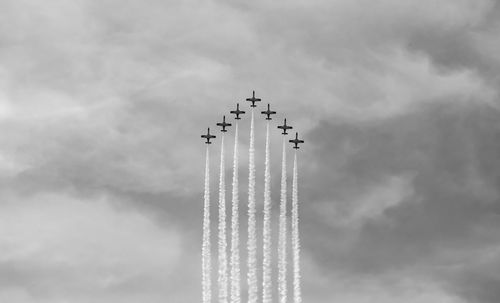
<box><xmin>1</xmin><ymin>0</ymin><xmax>500</xmax><ymax>302</ymax></box>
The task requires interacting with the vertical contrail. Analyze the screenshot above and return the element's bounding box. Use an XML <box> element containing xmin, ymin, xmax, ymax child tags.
<box><xmin>202</xmin><ymin>146</ymin><xmax>212</xmax><ymax>303</ymax></box>
<box><xmin>247</xmin><ymin>110</ymin><xmax>258</xmax><ymax>303</ymax></box>
<box><xmin>262</xmin><ymin>122</ymin><xmax>272</xmax><ymax>303</ymax></box>
<box><xmin>218</xmin><ymin>135</ymin><xmax>228</xmax><ymax>303</ymax></box>
<box><xmin>292</xmin><ymin>151</ymin><xmax>302</xmax><ymax>303</ymax></box>
<box><xmin>278</xmin><ymin>137</ymin><xmax>287</xmax><ymax>303</ymax></box>
<box><xmin>230</xmin><ymin>123</ymin><xmax>241</xmax><ymax>303</ymax></box>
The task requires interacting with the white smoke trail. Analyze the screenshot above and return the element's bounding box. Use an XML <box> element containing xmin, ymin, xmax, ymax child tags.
<box><xmin>278</xmin><ymin>137</ymin><xmax>287</xmax><ymax>303</ymax></box>
<box><xmin>230</xmin><ymin>123</ymin><xmax>241</xmax><ymax>303</ymax></box>
<box><xmin>218</xmin><ymin>135</ymin><xmax>228</xmax><ymax>303</ymax></box>
<box><xmin>262</xmin><ymin>122</ymin><xmax>272</xmax><ymax>303</ymax></box>
<box><xmin>202</xmin><ymin>146</ymin><xmax>212</xmax><ymax>303</ymax></box>
<box><xmin>247</xmin><ymin>110</ymin><xmax>258</xmax><ymax>303</ymax></box>
<box><xmin>292</xmin><ymin>152</ymin><xmax>302</xmax><ymax>303</ymax></box>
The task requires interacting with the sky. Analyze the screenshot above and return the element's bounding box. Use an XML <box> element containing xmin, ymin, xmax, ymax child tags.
<box><xmin>1</xmin><ymin>0</ymin><xmax>500</xmax><ymax>302</ymax></box>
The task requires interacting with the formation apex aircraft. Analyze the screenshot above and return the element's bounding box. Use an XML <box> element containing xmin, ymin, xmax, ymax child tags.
<box><xmin>246</xmin><ymin>90</ymin><xmax>261</xmax><ymax>107</ymax></box>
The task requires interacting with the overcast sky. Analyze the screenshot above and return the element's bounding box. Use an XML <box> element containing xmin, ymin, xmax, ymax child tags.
<box><xmin>1</xmin><ymin>0</ymin><xmax>500</xmax><ymax>302</ymax></box>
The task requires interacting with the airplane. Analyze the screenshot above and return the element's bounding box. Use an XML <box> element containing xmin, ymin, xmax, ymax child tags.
<box><xmin>277</xmin><ymin>118</ymin><xmax>293</xmax><ymax>135</ymax></box>
<box><xmin>261</xmin><ymin>104</ymin><xmax>277</xmax><ymax>120</ymax></box>
<box><xmin>246</xmin><ymin>90</ymin><xmax>261</xmax><ymax>108</ymax></box>
<box><xmin>216</xmin><ymin>115</ymin><xmax>232</xmax><ymax>132</ymax></box>
<box><xmin>289</xmin><ymin>132</ymin><xmax>304</xmax><ymax>149</ymax></box>
<box><xmin>230</xmin><ymin>103</ymin><xmax>246</xmax><ymax>120</ymax></box>
<box><xmin>201</xmin><ymin>128</ymin><xmax>216</xmax><ymax>144</ymax></box>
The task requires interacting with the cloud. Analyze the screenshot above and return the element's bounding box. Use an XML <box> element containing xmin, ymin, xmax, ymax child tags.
<box><xmin>303</xmin><ymin>257</ymin><xmax>465</xmax><ymax>303</ymax></box>
<box><xmin>0</xmin><ymin>191</ymin><xmax>201</xmax><ymax>302</ymax></box>
<box><xmin>302</xmin><ymin>101</ymin><xmax>500</xmax><ymax>300</ymax></box>
<box><xmin>0</xmin><ymin>0</ymin><xmax>500</xmax><ymax>301</ymax></box>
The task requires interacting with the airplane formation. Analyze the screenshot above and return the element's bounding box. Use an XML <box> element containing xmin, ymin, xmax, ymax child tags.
<box><xmin>201</xmin><ymin>91</ymin><xmax>305</xmax><ymax>149</ymax></box>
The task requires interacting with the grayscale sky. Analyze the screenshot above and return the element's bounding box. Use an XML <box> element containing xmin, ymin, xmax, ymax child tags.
<box><xmin>1</xmin><ymin>0</ymin><xmax>500</xmax><ymax>302</ymax></box>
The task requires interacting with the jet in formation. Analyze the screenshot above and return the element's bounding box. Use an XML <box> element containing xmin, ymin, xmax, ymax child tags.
<box><xmin>289</xmin><ymin>132</ymin><xmax>304</xmax><ymax>149</ymax></box>
<box><xmin>230</xmin><ymin>103</ymin><xmax>245</xmax><ymax>120</ymax></box>
<box><xmin>261</xmin><ymin>104</ymin><xmax>277</xmax><ymax>120</ymax></box>
<box><xmin>277</xmin><ymin>118</ymin><xmax>293</xmax><ymax>135</ymax></box>
<box><xmin>201</xmin><ymin>128</ymin><xmax>216</xmax><ymax>144</ymax></box>
<box><xmin>246</xmin><ymin>90</ymin><xmax>261</xmax><ymax>108</ymax></box>
<box><xmin>216</xmin><ymin>115</ymin><xmax>232</xmax><ymax>132</ymax></box>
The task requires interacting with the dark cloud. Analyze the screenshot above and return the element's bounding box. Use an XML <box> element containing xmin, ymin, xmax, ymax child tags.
<box><xmin>303</xmin><ymin>101</ymin><xmax>500</xmax><ymax>300</ymax></box>
<box><xmin>451</xmin><ymin>267</ymin><xmax>500</xmax><ymax>303</ymax></box>
<box><xmin>407</xmin><ymin>2</ymin><xmax>500</xmax><ymax>86</ymax></box>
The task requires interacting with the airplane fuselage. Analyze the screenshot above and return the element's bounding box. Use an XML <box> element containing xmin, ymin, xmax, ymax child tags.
<box><xmin>246</xmin><ymin>91</ymin><xmax>261</xmax><ymax>108</ymax></box>
<box><xmin>289</xmin><ymin>132</ymin><xmax>304</xmax><ymax>149</ymax></box>
<box><xmin>278</xmin><ymin>119</ymin><xmax>293</xmax><ymax>135</ymax></box>
<box><xmin>230</xmin><ymin>104</ymin><xmax>246</xmax><ymax>120</ymax></box>
<box><xmin>201</xmin><ymin>128</ymin><xmax>216</xmax><ymax>144</ymax></box>
<box><xmin>216</xmin><ymin>116</ymin><xmax>232</xmax><ymax>132</ymax></box>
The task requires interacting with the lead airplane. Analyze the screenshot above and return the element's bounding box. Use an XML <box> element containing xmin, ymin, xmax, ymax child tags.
<box><xmin>289</xmin><ymin>132</ymin><xmax>304</xmax><ymax>149</ymax></box>
<box><xmin>246</xmin><ymin>90</ymin><xmax>261</xmax><ymax>108</ymax></box>
<box><xmin>216</xmin><ymin>115</ymin><xmax>232</xmax><ymax>132</ymax></box>
<box><xmin>277</xmin><ymin>118</ymin><xmax>293</xmax><ymax>135</ymax></box>
<box><xmin>230</xmin><ymin>103</ymin><xmax>246</xmax><ymax>120</ymax></box>
<box><xmin>201</xmin><ymin>128</ymin><xmax>216</xmax><ymax>144</ymax></box>
<box><xmin>261</xmin><ymin>104</ymin><xmax>277</xmax><ymax>120</ymax></box>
